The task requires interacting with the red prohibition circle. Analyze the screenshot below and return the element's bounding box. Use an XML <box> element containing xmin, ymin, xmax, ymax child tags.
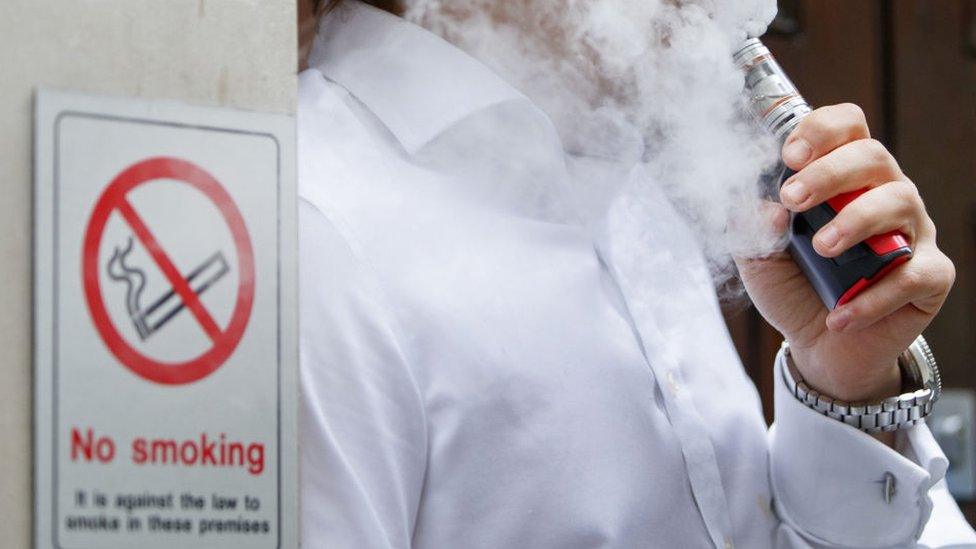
<box><xmin>82</xmin><ymin>157</ymin><xmax>255</xmax><ymax>385</ymax></box>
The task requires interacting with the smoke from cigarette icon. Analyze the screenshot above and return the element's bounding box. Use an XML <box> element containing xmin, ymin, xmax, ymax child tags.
<box><xmin>106</xmin><ymin>237</ymin><xmax>230</xmax><ymax>340</ymax></box>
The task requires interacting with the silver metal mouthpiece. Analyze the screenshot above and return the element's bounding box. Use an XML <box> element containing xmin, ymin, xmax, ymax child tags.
<box><xmin>733</xmin><ymin>37</ymin><xmax>812</xmax><ymax>141</ymax></box>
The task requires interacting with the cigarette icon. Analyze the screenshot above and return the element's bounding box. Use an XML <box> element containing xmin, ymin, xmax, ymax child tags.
<box><xmin>107</xmin><ymin>237</ymin><xmax>230</xmax><ymax>340</ymax></box>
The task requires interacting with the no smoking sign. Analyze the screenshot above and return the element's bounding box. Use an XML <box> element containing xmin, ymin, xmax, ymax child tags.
<box><xmin>83</xmin><ymin>157</ymin><xmax>255</xmax><ymax>385</ymax></box>
<box><xmin>34</xmin><ymin>90</ymin><xmax>298</xmax><ymax>549</ymax></box>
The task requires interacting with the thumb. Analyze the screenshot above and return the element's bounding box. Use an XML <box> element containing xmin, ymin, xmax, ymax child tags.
<box><xmin>728</xmin><ymin>199</ymin><xmax>790</xmax><ymax>262</ymax></box>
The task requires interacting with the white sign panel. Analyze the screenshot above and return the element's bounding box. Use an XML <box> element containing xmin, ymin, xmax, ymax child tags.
<box><xmin>34</xmin><ymin>90</ymin><xmax>297</xmax><ymax>549</ymax></box>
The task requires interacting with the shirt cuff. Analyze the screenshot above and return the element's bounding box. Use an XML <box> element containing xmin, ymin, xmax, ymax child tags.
<box><xmin>769</xmin><ymin>352</ymin><xmax>948</xmax><ymax>547</ymax></box>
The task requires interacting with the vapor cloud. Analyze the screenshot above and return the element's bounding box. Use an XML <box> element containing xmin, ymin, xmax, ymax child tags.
<box><xmin>405</xmin><ymin>0</ymin><xmax>784</xmax><ymax>296</ymax></box>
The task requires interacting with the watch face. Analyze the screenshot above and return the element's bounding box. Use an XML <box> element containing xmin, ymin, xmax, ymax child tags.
<box><xmin>908</xmin><ymin>335</ymin><xmax>941</xmax><ymax>403</ymax></box>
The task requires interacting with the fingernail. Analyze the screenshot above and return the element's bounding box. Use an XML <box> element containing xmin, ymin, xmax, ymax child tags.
<box><xmin>818</xmin><ymin>225</ymin><xmax>841</xmax><ymax>250</ymax></box>
<box><xmin>781</xmin><ymin>182</ymin><xmax>809</xmax><ymax>207</ymax></box>
<box><xmin>783</xmin><ymin>139</ymin><xmax>812</xmax><ymax>166</ymax></box>
<box><xmin>828</xmin><ymin>308</ymin><xmax>852</xmax><ymax>331</ymax></box>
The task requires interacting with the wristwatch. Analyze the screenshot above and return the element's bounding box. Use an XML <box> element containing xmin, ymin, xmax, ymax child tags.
<box><xmin>779</xmin><ymin>335</ymin><xmax>942</xmax><ymax>433</ymax></box>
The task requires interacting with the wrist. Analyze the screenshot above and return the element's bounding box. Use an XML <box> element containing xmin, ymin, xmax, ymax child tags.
<box><xmin>779</xmin><ymin>336</ymin><xmax>941</xmax><ymax>448</ymax></box>
<box><xmin>788</xmin><ymin>345</ymin><xmax>901</xmax><ymax>404</ymax></box>
<box><xmin>782</xmin><ymin>346</ymin><xmax>902</xmax><ymax>447</ymax></box>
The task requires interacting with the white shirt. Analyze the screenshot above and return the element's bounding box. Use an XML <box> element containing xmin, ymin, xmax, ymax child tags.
<box><xmin>298</xmin><ymin>2</ymin><xmax>976</xmax><ymax>547</ymax></box>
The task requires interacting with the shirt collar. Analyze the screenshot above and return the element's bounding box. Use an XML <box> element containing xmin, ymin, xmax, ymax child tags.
<box><xmin>308</xmin><ymin>0</ymin><xmax>526</xmax><ymax>154</ymax></box>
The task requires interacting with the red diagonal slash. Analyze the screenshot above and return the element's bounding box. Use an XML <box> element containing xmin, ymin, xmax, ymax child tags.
<box><xmin>115</xmin><ymin>197</ymin><xmax>223</xmax><ymax>342</ymax></box>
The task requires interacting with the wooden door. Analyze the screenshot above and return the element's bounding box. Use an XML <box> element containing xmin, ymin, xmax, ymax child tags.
<box><xmin>892</xmin><ymin>0</ymin><xmax>976</xmax><ymax>397</ymax></box>
<box><xmin>892</xmin><ymin>0</ymin><xmax>976</xmax><ymax>520</ymax></box>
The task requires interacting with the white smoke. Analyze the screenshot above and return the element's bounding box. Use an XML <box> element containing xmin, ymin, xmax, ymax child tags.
<box><xmin>404</xmin><ymin>0</ymin><xmax>785</xmax><ymax>295</ymax></box>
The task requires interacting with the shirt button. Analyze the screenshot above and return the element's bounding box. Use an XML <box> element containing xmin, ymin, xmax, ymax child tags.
<box><xmin>666</xmin><ymin>371</ymin><xmax>681</xmax><ymax>395</ymax></box>
<box><xmin>724</xmin><ymin>537</ymin><xmax>734</xmax><ymax>549</ymax></box>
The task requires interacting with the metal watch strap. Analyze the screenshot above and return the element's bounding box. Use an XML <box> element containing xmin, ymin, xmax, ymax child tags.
<box><xmin>778</xmin><ymin>341</ymin><xmax>936</xmax><ymax>434</ymax></box>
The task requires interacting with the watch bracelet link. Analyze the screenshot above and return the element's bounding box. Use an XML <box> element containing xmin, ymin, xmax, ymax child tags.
<box><xmin>778</xmin><ymin>342</ymin><xmax>935</xmax><ymax>434</ymax></box>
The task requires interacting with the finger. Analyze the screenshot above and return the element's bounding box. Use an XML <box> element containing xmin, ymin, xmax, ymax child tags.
<box><xmin>915</xmin><ymin>216</ymin><xmax>938</xmax><ymax>247</ymax></box>
<box><xmin>811</xmin><ymin>180</ymin><xmax>924</xmax><ymax>258</ymax></box>
<box><xmin>782</xmin><ymin>103</ymin><xmax>871</xmax><ymax>171</ymax></box>
<box><xmin>780</xmin><ymin>138</ymin><xmax>903</xmax><ymax>212</ymax></box>
<box><xmin>762</xmin><ymin>199</ymin><xmax>791</xmax><ymax>237</ymax></box>
<box><xmin>826</xmin><ymin>249</ymin><xmax>955</xmax><ymax>332</ymax></box>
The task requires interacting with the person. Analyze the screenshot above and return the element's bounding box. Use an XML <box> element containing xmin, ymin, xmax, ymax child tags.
<box><xmin>297</xmin><ymin>0</ymin><xmax>976</xmax><ymax>546</ymax></box>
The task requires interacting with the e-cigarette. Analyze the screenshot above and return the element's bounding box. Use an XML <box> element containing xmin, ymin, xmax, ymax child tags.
<box><xmin>733</xmin><ymin>38</ymin><xmax>912</xmax><ymax>310</ymax></box>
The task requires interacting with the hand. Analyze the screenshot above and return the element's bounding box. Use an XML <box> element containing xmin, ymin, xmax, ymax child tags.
<box><xmin>736</xmin><ymin>104</ymin><xmax>954</xmax><ymax>411</ymax></box>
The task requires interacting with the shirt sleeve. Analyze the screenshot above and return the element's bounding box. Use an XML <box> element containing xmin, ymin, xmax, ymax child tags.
<box><xmin>768</xmin><ymin>354</ymin><xmax>976</xmax><ymax>547</ymax></box>
<box><xmin>299</xmin><ymin>200</ymin><xmax>427</xmax><ymax>549</ymax></box>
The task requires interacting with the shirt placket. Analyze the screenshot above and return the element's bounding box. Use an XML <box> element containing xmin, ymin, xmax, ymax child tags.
<box><xmin>595</xmin><ymin>241</ymin><xmax>736</xmax><ymax>549</ymax></box>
